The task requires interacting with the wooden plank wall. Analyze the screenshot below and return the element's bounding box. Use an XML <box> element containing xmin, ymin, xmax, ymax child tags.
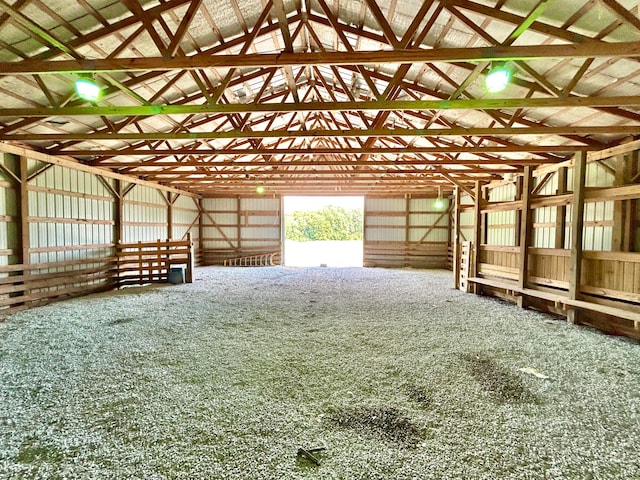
<box><xmin>200</xmin><ymin>196</ymin><xmax>282</xmax><ymax>265</ymax></box>
<box><xmin>364</xmin><ymin>196</ymin><xmax>449</xmax><ymax>268</ymax></box>
<box><xmin>460</xmin><ymin>149</ymin><xmax>640</xmax><ymax>338</ymax></box>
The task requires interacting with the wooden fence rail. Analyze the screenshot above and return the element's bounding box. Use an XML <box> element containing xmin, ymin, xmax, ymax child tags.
<box><xmin>116</xmin><ymin>234</ymin><xmax>194</xmax><ymax>288</ymax></box>
<box><xmin>0</xmin><ymin>258</ymin><xmax>116</xmax><ymax>316</ymax></box>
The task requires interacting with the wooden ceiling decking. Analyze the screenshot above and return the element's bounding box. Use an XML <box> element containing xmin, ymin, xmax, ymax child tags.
<box><xmin>0</xmin><ymin>0</ymin><xmax>639</xmax><ymax>195</ymax></box>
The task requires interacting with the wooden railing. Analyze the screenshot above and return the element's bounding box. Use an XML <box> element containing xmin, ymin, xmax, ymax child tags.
<box><xmin>0</xmin><ymin>258</ymin><xmax>116</xmax><ymax>316</ymax></box>
<box><xmin>224</xmin><ymin>252</ymin><xmax>278</xmax><ymax>267</ymax></box>
<box><xmin>116</xmin><ymin>234</ymin><xmax>194</xmax><ymax>288</ymax></box>
<box><xmin>469</xmin><ymin>243</ymin><xmax>640</xmax><ymax>338</ymax></box>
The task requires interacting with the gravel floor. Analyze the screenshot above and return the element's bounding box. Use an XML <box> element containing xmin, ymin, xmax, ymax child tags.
<box><xmin>1</xmin><ymin>266</ymin><xmax>639</xmax><ymax>479</ymax></box>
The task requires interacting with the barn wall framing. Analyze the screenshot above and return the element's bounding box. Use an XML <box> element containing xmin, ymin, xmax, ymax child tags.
<box><xmin>455</xmin><ymin>146</ymin><xmax>640</xmax><ymax>338</ymax></box>
<box><xmin>0</xmin><ymin>145</ymin><xmax>200</xmax><ymax>315</ymax></box>
<box><xmin>363</xmin><ymin>196</ymin><xmax>450</xmax><ymax>268</ymax></box>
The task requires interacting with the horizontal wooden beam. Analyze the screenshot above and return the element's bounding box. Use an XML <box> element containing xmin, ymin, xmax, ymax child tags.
<box><xmin>3</xmin><ymin>125</ymin><xmax>638</xmax><ymax>142</ymax></box>
<box><xmin>2</xmin><ymin>41</ymin><xmax>640</xmax><ymax>74</ymax></box>
<box><xmin>132</xmin><ymin>168</ymin><xmax>504</xmax><ymax>177</ymax></box>
<box><xmin>93</xmin><ymin>158</ymin><xmax>548</xmax><ymax>168</ymax></box>
<box><xmin>69</xmin><ymin>145</ymin><xmax>586</xmax><ymax>157</ymax></box>
<box><xmin>3</xmin><ymin>96</ymin><xmax>640</xmax><ymax>118</ymax></box>
<box><xmin>0</xmin><ymin>142</ymin><xmax>200</xmax><ymax>197</ymax></box>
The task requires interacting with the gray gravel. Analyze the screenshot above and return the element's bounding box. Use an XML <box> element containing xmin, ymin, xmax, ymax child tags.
<box><xmin>0</xmin><ymin>266</ymin><xmax>639</xmax><ymax>479</ymax></box>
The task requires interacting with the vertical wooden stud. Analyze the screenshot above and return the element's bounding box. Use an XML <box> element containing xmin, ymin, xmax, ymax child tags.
<box><xmin>186</xmin><ymin>232</ymin><xmax>194</xmax><ymax>283</ymax></box>
<box><xmin>167</xmin><ymin>193</ymin><xmax>174</xmax><ymax>240</ymax></box>
<box><xmin>452</xmin><ymin>187</ymin><xmax>461</xmax><ymax>289</ymax></box>
<box><xmin>514</xmin><ymin>175</ymin><xmax>523</xmax><ymax>246</ymax></box>
<box><xmin>404</xmin><ymin>196</ymin><xmax>411</xmax><ymax>267</ymax></box>
<box><xmin>518</xmin><ymin>167</ymin><xmax>533</xmax><ymax>306</ymax></box>
<box><xmin>471</xmin><ymin>181</ymin><xmax>483</xmax><ymax>292</ymax></box>
<box><xmin>198</xmin><ymin>197</ymin><xmax>204</xmax><ymax>265</ymax></box>
<box><xmin>568</xmin><ymin>151</ymin><xmax>587</xmax><ymax>324</ymax></box>
<box><xmin>18</xmin><ymin>156</ymin><xmax>30</xmax><ymax>267</ymax></box>
<box><xmin>236</xmin><ymin>196</ymin><xmax>242</xmax><ymax>254</ymax></box>
<box><xmin>554</xmin><ymin>167</ymin><xmax>567</xmax><ymax>249</ymax></box>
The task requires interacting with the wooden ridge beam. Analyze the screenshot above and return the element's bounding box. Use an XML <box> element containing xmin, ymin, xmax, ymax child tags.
<box><xmin>3</xmin><ymin>41</ymin><xmax>640</xmax><ymax>74</ymax></box>
<box><xmin>3</xmin><ymin>125</ymin><xmax>638</xmax><ymax>142</ymax></box>
<box><xmin>66</xmin><ymin>145</ymin><xmax>588</xmax><ymax>157</ymax></box>
<box><xmin>130</xmin><ymin>168</ymin><xmax>507</xmax><ymax>177</ymax></box>
<box><xmin>3</xmin><ymin>96</ymin><xmax>639</xmax><ymax>118</ymax></box>
<box><xmin>91</xmin><ymin>158</ymin><xmax>541</xmax><ymax>167</ymax></box>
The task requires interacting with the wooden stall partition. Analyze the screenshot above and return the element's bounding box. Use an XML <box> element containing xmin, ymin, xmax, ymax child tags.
<box><xmin>462</xmin><ymin>147</ymin><xmax>640</xmax><ymax>338</ymax></box>
<box><xmin>115</xmin><ymin>236</ymin><xmax>194</xmax><ymax>288</ymax></box>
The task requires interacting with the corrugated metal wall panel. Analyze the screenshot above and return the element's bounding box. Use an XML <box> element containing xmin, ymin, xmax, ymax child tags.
<box><xmin>29</xmin><ymin>165</ymin><xmax>114</xmax><ymax>265</ymax></box>
<box><xmin>533</xmin><ymin>206</ymin><xmax>555</xmax><ymax>248</ymax></box>
<box><xmin>200</xmin><ymin>196</ymin><xmax>282</xmax><ymax>265</ymax></box>
<box><xmin>172</xmin><ymin>195</ymin><xmax>199</xmax><ymax>241</ymax></box>
<box><xmin>364</xmin><ymin>196</ymin><xmax>448</xmax><ymax>268</ymax></box>
<box><xmin>487</xmin><ymin>210</ymin><xmax>516</xmax><ymax>246</ymax></box>
<box><xmin>122</xmin><ymin>185</ymin><xmax>168</xmax><ymax>243</ymax></box>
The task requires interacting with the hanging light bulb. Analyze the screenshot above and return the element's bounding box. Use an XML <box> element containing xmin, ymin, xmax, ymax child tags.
<box><xmin>74</xmin><ymin>76</ymin><xmax>101</xmax><ymax>102</ymax></box>
<box><xmin>485</xmin><ymin>63</ymin><xmax>511</xmax><ymax>93</ymax></box>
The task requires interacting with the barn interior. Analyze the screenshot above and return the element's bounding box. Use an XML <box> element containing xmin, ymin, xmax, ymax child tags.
<box><xmin>0</xmin><ymin>0</ymin><xmax>640</xmax><ymax>477</ymax></box>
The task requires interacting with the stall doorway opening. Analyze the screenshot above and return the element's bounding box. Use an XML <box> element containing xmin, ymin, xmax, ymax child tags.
<box><xmin>283</xmin><ymin>196</ymin><xmax>364</xmax><ymax>267</ymax></box>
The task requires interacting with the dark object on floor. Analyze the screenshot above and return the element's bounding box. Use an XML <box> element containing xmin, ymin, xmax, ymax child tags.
<box><xmin>297</xmin><ymin>446</ymin><xmax>325</xmax><ymax>465</ymax></box>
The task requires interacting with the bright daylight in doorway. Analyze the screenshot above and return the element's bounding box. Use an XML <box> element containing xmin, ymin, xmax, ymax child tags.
<box><xmin>283</xmin><ymin>196</ymin><xmax>364</xmax><ymax>267</ymax></box>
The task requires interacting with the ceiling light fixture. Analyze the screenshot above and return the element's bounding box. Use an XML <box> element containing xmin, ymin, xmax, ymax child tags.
<box><xmin>485</xmin><ymin>63</ymin><xmax>511</xmax><ymax>93</ymax></box>
<box><xmin>74</xmin><ymin>76</ymin><xmax>101</xmax><ymax>102</ymax></box>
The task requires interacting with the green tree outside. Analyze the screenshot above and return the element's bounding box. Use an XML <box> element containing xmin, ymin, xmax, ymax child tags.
<box><xmin>285</xmin><ymin>205</ymin><xmax>363</xmax><ymax>242</ymax></box>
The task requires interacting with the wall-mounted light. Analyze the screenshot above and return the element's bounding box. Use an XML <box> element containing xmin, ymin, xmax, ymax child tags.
<box><xmin>485</xmin><ymin>63</ymin><xmax>511</xmax><ymax>93</ymax></box>
<box><xmin>434</xmin><ymin>186</ymin><xmax>445</xmax><ymax>210</ymax></box>
<box><xmin>256</xmin><ymin>185</ymin><xmax>266</xmax><ymax>195</ymax></box>
<box><xmin>74</xmin><ymin>76</ymin><xmax>101</xmax><ymax>102</ymax></box>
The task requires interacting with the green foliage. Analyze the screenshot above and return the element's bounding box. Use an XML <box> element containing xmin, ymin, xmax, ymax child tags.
<box><xmin>285</xmin><ymin>205</ymin><xmax>363</xmax><ymax>242</ymax></box>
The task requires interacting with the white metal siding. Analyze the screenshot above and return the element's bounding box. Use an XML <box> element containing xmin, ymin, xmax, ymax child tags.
<box><xmin>364</xmin><ymin>196</ymin><xmax>448</xmax><ymax>268</ymax></box>
<box><xmin>122</xmin><ymin>185</ymin><xmax>168</xmax><ymax>243</ymax></box>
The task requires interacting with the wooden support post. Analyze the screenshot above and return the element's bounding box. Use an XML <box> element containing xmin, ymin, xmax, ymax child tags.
<box><xmin>518</xmin><ymin>166</ymin><xmax>533</xmax><ymax>307</ymax></box>
<box><xmin>554</xmin><ymin>167</ymin><xmax>567</xmax><ymax>249</ymax></box>
<box><xmin>186</xmin><ymin>232</ymin><xmax>194</xmax><ymax>283</ymax></box>
<box><xmin>167</xmin><ymin>193</ymin><xmax>174</xmax><ymax>241</ymax></box>
<box><xmin>404</xmin><ymin>196</ymin><xmax>410</xmax><ymax>267</ymax></box>
<box><xmin>613</xmin><ymin>153</ymin><xmax>633</xmax><ymax>251</ymax></box>
<box><xmin>198</xmin><ymin>198</ymin><xmax>204</xmax><ymax>265</ymax></box>
<box><xmin>18</xmin><ymin>156</ymin><xmax>30</xmax><ymax>266</ymax></box>
<box><xmin>16</xmin><ymin>156</ymin><xmax>31</xmax><ymax>302</ymax></box>
<box><xmin>568</xmin><ymin>151</ymin><xmax>587</xmax><ymax>324</ymax></box>
<box><xmin>236</xmin><ymin>197</ymin><xmax>242</xmax><ymax>254</ymax></box>
<box><xmin>471</xmin><ymin>181</ymin><xmax>483</xmax><ymax>293</ymax></box>
<box><xmin>452</xmin><ymin>187</ymin><xmax>461</xmax><ymax>289</ymax></box>
<box><xmin>628</xmin><ymin>151</ymin><xmax>639</xmax><ymax>251</ymax></box>
<box><xmin>514</xmin><ymin>175</ymin><xmax>523</xmax><ymax>246</ymax></box>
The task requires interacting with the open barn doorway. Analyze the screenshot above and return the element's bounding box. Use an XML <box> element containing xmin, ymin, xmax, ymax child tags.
<box><xmin>283</xmin><ymin>196</ymin><xmax>364</xmax><ymax>267</ymax></box>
